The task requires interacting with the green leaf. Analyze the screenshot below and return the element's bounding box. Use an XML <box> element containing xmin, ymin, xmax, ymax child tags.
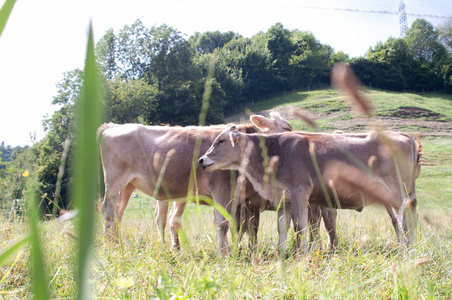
<box><xmin>26</xmin><ymin>180</ymin><xmax>50</xmax><ymax>300</ymax></box>
<box><xmin>73</xmin><ymin>22</ymin><xmax>103</xmax><ymax>300</ymax></box>
<box><xmin>0</xmin><ymin>0</ymin><xmax>16</xmax><ymax>38</ymax></box>
<box><xmin>0</xmin><ymin>234</ymin><xmax>30</xmax><ymax>266</ymax></box>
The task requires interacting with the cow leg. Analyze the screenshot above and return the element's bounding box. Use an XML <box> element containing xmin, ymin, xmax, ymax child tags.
<box><xmin>277</xmin><ymin>202</ymin><xmax>292</xmax><ymax>258</ymax></box>
<box><xmin>321</xmin><ymin>207</ymin><xmax>338</xmax><ymax>250</ymax></box>
<box><xmin>308</xmin><ymin>205</ymin><xmax>322</xmax><ymax>250</ymax></box>
<box><xmin>236</xmin><ymin>203</ymin><xmax>248</xmax><ymax>244</ymax></box>
<box><xmin>403</xmin><ymin>196</ymin><xmax>418</xmax><ymax>246</ymax></box>
<box><xmin>385</xmin><ymin>204</ymin><xmax>400</xmax><ymax>238</ymax></box>
<box><xmin>236</xmin><ymin>201</ymin><xmax>261</xmax><ymax>252</ymax></box>
<box><xmin>102</xmin><ymin>189</ymin><xmax>120</xmax><ymax>242</ymax></box>
<box><xmin>246</xmin><ymin>205</ymin><xmax>260</xmax><ymax>252</ymax></box>
<box><xmin>236</xmin><ymin>202</ymin><xmax>258</xmax><ymax>252</ymax></box>
<box><xmin>290</xmin><ymin>189</ymin><xmax>310</xmax><ymax>256</ymax></box>
<box><xmin>118</xmin><ymin>183</ymin><xmax>135</xmax><ymax>222</ymax></box>
<box><xmin>102</xmin><ymin>179</ymin><xmax>134</xmax><ymax>242</ymax></box>
<box><xmin>155</xmin><ymin>200</ymin><xmax>169</xmax><ymax>243</ymax></box>
<box><xmin>213</xmin><ymin>209</ymin><xmax>230</xmax><ymax>256</ymax></box>
<box><xmin>168</xmin><ymin>201</ymin><xmax>186</xmax><ymax>250</ymax></box>
<box><xmin>385</xmin><ymin>204</ymin><xmax>407</xmax><ymax>245</ymax></box>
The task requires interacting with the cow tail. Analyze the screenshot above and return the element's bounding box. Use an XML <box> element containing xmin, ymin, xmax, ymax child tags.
<box><xmin>414</xmin><ymin>134</ymin><xmax>423</xmax><ymax>179</ymax></box>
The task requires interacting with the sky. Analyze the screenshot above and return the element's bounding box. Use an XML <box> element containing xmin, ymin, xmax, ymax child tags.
<box><xmin>0</xmin><ymin>0</ymin><xmax>451</xmax><ymax>147</ymax></box>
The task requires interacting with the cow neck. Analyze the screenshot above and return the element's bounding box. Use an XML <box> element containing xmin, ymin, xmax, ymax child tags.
<box><xmin>240</xmin><ymin>134</ymin><xmax>276</xmax><ymax>201</ymax></box>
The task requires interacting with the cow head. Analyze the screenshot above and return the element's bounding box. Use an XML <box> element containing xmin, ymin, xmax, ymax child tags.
<box><xmin>250</xmin><ymin>111</ymin><xmax>293</xmax><ymax>133</ymax></box>
<box><xmin>199</xmin><ymin>126</ymin><xmax>242</xmax><ymax>171</ymax></box>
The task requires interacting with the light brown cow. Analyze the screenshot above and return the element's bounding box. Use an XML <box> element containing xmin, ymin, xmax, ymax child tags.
<box><xmin>98</xmin><ymin>112</ymin><xmax>293</xmax><ymax>254</ymax></box>
<box><xmin>199</xmin><ymin>127</ymin><xmax>421</xmax><ymax>255</ymax></box>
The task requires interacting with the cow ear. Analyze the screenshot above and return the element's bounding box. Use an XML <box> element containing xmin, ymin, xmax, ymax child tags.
<box><xmin>250</xmin><ymin>115</ymin><xmax>274</xmax><ymax>132</ymax></box>
<box><xmin>229</xmin><ymin>131</ymin><xmax>240</xmax><ymax>147</ymax></box>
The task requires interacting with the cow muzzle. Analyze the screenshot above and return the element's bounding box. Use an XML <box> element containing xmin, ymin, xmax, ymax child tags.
<box><xmin>198</xmin><ymin>156</ymin><xmax>214</xmax><ymax>170</ymax></box>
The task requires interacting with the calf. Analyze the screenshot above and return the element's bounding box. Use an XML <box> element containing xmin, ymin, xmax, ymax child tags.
<box><xmin>98</xmin><ymin>112</ymin><xmax>293</xmax><ymax>254</ymax></box>
<box><xmin>199</xmin><ymin>127</ymin><xmax>421</xmax><ymax>255</ymax></box>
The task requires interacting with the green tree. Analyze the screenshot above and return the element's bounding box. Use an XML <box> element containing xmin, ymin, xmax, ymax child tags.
<box><xmin>266</xmin><ymin>23</ymin><xmax>295</xmax><ymax>91</ymax></box>
<box><xmin>0</xmin><ymin>145</ymin><xmax>38</xmax><ymax>211</ymax></box>
<box><xmin>365</xmin><ymin>38</ymin><xmax>413</xmax><ymax>90</ymax></box>
<box><xmin>190</xmin><ymin>31</ymin><xmax>240</xmax><ymax>54</ymax></box>
<box><xmin>241</xmin><ymin>39</ymin><xmax>277</xmax><ymax>100</ymax></box>
<box><xmin>96</xmin><ymin>28</ymin><xmax>118</xmax><ymax>80</ymax></box>
<box><xmin>104</xmin><ymin>77</ymin><xmax>158</xmax><ymax>124</ymax></box>
<box><xmin>36</xmin><ymin>69</ymin><xmax>85</xmax><ymax>213</ymax></box>
<box><xmin>0</xmin><ymin>143</ymin><xmax>27</xmax><ymax>208</ymax></box>
<box><xmin>114</xmin><ymin>19</ymin><xmax>153</xmax><ymax>80</ymax></box>
<box><xmin>288</xmin><ymin>30</ymin><xmax>333</xmax><ymax>89</ymax></box>
<box><xmin>146</xmin><ymin>24</ymin><xmax>193</xmax><ymax>91</ymax></box>
<box><xmin>197</xmin><ymin>44</ymin><xmax>245</xmax><ymax>114</ymax></box>
<box><xmin>156</xmin><ymin>77</ymin><xmax>224</xmax><ymax>125</ymax></box>
<box><xmin>437</xmin><ymin>19</ymin><xmax>452</xmax><ymax>54</ymax></box>
<box><xmin>329</xmin><ymin>51</ymin><xmax>350</xmax><ymax>65</ymax></box>
<box><xmin>406</xmin><ymin>19</ymin><xmax>443</xmax><ymax>64</ymax></box>
<box><xmin>353</xmin><ymin>32</ymin><xmax>449</xmax><ymax>92</ymax></box>
<box><xmin>96</xmin><ymin>20</ymin><xmax>223</xmax><ymax>125</ymax></box>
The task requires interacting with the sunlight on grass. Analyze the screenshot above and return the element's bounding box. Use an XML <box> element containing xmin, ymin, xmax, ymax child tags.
<box><xmin>1</xmin><ymin>1</ymin><xmax>452</xmax><ymax>296</ymax></box>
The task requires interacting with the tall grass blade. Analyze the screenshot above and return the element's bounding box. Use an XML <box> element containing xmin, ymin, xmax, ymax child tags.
<box><xmin>72</xmin><ymin>22</ymin><xmax>102</xmax><ymax>299</ymax></box>
<box><xmin>0</xmin><ymin>250</ymin><xmax>23</xmax><ymax>286</ymax></box>
<box><xmin>26</xmin><ymin>180</ymin><xmax>50</xmax><ymax>299</ymax></box>
<box><xmin>188</xmin><ymin>57</ymin><xmax>215</xmax><ymax>233</ymax></box>
<box><xmin>0</xmin><ymin>0</ymin><xmax>16</xmax><ymax>38</ymax></box>
<box><xmin>0</xmin><ymin>235</ymin><xmax>30</xmax><ymax>266</ymax></box>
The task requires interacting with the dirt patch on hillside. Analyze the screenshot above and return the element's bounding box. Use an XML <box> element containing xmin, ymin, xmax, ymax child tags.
<box><xmin>391</xmin><ymin>107</ymin><xmax>444</xmax><ymax>119</ymax></box>
<box><xmin>226</xmin><ymin>105</ymin><xmax>452</xmax><ymax>136</ymax></box>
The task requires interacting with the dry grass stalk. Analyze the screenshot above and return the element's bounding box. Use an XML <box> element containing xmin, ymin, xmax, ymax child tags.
<box><xmin>235</xmin><ymin>141</ymin><xmax>253</xmax><ymax>205</ymax></box>
<box><xmin>267</xmin><ymin>156</ymin><xmax>279</xmax><ymax>174</ymax></box>
<box><xmin>323</xmin><ymin>161</ymin><xmax>396</xmax><ymax>208</ymax></box>
<box><xmin>309</xmin><ymin>141</ymin><xmax>316</xmax><ymax>156</ymax></box>
<box><xmin>331</xmin><ymin>63</ymin><xmax>373</xmax><ymax>117</ymax></box>
<box><xmin>421</xmin><ymin>214</ymin><xmax>442</xmax><ymax>229</ymax></box>
<box><xmin>367</xmin><ymin>155</ymin><xmax>377</xmax><ymax>169</ymax></box>
<box><xmin>414</xmin><ymin>257</ymin><xmax>430</xmax><ymax>267</ymax></box>
<box><xmin>289</xmin><ymin>107</ymin><xmax>317</xmax><ymax>128</ymax></box>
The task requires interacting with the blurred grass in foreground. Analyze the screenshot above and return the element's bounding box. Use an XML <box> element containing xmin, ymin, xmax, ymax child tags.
<box><xmin>0</xmin><ymin>3</ymin><xmax>103</xmax><ymax>296</ymax></box>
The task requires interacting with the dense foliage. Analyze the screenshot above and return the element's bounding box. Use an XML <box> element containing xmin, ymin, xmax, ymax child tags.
<box><xmin>1</xmin><ymin>18</ymin><xmax>451</xmax><ymax>213</ymax></box>
<box><xmin>352</xmin><ymin>19</ymin><xmax>452</xmax><ymax>92</ymax></box>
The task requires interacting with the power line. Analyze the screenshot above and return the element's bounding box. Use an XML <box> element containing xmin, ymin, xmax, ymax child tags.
<box><xmin>281</xmin><ymin>4</ymin><xmax>452</xmax><ymax>20</ymax></box>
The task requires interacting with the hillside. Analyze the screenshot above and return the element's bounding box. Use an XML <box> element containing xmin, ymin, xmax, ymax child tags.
<box><xmin>226</xmin><ymin>88</ymin><xmax>452</xmax><ymax>136</ymax></box>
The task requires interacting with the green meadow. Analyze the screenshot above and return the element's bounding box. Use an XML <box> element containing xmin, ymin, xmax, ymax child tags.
<box><xmin>2</xmin><ymin>87</ymin><xmax>452</xmax><ymax>299</ymax></box>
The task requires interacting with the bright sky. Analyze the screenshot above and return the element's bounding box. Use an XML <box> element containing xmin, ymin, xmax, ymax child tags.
<box><xmin>1</xmin><ymin>0</ymin><xmax>451</xmax><ymax>147</ymax></box>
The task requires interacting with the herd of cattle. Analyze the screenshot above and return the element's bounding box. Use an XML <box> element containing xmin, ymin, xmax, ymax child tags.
<box><xmin>98</xmin><ymin>111</ymin><xmax>422</xmax><ymax>256</ymax></box>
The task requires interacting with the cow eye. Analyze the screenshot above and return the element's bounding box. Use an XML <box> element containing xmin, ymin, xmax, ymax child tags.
<box><xmin>218</xmin><ymin>139</ymin><xmax>225</xmax><ymax>145</ymax></box>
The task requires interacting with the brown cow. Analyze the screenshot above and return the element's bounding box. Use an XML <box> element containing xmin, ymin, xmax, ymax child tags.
<box><xmin>237</xmin><ymin>131</ymin><xmax>375</xmax><ymax>252</ymax></box>
<box><xmin>98</xmin><ymin>112</ymin><xmax>293</xmax><ymax>254</ymax></box>
<box><xmin>199</xmin><ymin>127</ymin><xmax>421</xmax><ymax>255</ymax></box>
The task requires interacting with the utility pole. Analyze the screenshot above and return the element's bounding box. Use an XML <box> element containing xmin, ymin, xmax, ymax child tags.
<box><xmin>399</xmin><ymin>0</ymin><xmax>408</xmax><ymax>37</ymax></box>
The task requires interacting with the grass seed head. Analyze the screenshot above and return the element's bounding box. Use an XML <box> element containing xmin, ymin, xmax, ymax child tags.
<box><xmin>331</xmin><ymin>63</ymin><xmax>373</xmax><ymax>118</ymax></box>
<box><xmin>324</xmin><ymin>161</ymin><xmax>396</xmax><ymax>207</ymax></box>
<box><xmin>289</xmin><ymin>107</ymin><xmax>317</xmax><ymax>128</ymax></box>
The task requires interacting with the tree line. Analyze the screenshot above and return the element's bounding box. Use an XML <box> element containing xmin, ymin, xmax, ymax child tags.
<box><xmin>1</xmin><ymin>18</ymin><xmax>451</xmax><ymax>214</ymax></box>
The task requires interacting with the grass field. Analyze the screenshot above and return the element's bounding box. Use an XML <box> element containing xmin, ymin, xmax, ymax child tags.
<box><xmin>1</xmin><ymin>88</ymin><xmax>452</xmax><ymax>299</ymax></box>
